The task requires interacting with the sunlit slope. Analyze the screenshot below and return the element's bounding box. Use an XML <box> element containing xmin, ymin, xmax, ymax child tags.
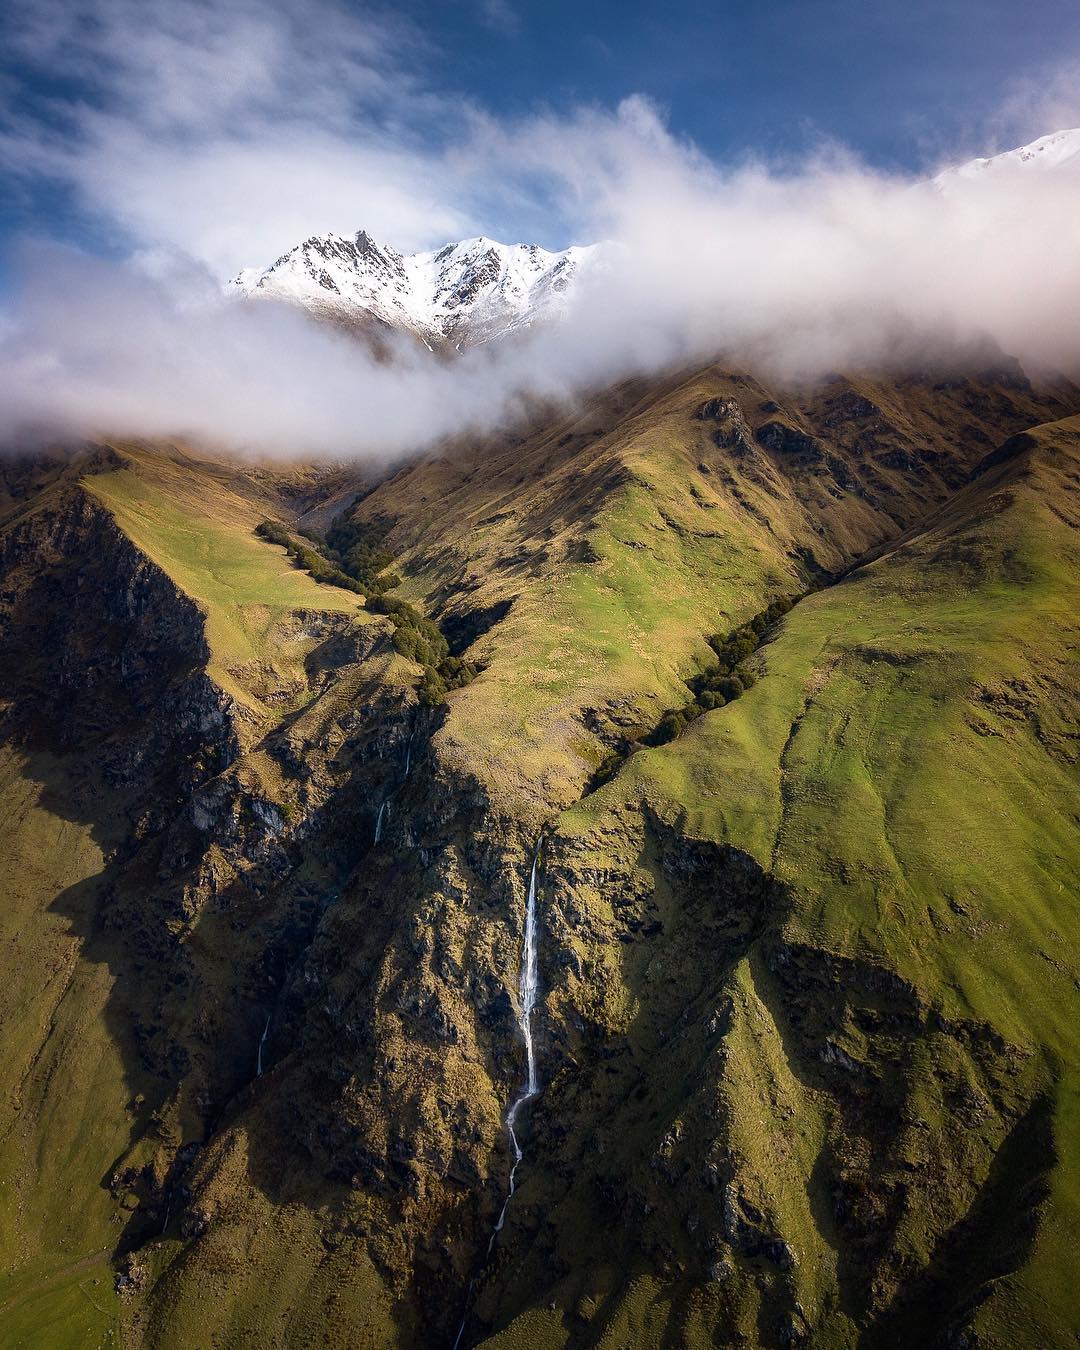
<box><xmin>85</xmin><ymin>444</ymin><xmax>371</xmax><ymax>721</ymax></box>
<box><xmin>570</xmin><ymin>419</ymin><xmax>1079</xmax><ymax>1034</ymax></box>
<box><xmin>356</xmin><ymin>364</ymin><xmax>1073</xmax><ymax>822</ymax></box>
<box><xmin>548</xmin><ymin>417</ymin><xmax>1080</xmax><ymax>1344</ymax></box>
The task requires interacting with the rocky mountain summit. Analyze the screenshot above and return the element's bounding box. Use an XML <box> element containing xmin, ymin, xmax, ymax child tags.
<box><xmin>227</xmin><ymin>129</ymin><xmax>1080</xmax><ymax>359</ymax></box>
<box><xmin>230</xmin><ymin>230</ymin><xmax>601</xmax><ymax>349</ymax></box>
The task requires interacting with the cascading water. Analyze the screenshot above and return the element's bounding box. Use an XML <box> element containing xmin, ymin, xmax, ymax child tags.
<box><xmin>453</xmin><ymin>842</ymin><xmax>543</xmax><ymax>1349</ymax></box>
<box><xmin>488</xmin><ymin>844</ymin><xmax>542</xmax><ymax>1247</ymax></box>
<box><xmin>256</xmin><ymin>1013</ymin><xmax>271</xmax><ymax>1077</ymax></box>
<box><xmin>374</xmin><ymin>728</ymin><xmax>414</xmax><ymax>844</ymax></box>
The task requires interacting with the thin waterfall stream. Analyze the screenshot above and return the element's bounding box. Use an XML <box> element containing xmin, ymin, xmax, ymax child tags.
<box><xmin>453</xmin><ymin>841</ymin><xmax>543</xmax><ymax>1349</ymax></box>
<box><xmin>488</xmin><ymin>843</ymin><xmax>542</xmax><ymax>1246</ymax></box>
<box><xmin>255</xmin><ymin>1013</ymin><xmax>271</xmax><ymax>1077</ymax></box>
<box><xmin>374</xmin><ymin>798</ymin><xmax>389</xmax><ymax>843</ymax></box>
<box><xmin>374</xmin><ymin>726</ymin><xmax>415</xmax><ymax>844</ymax></box>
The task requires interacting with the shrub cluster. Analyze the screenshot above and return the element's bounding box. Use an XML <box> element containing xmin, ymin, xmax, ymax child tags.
<box><xmin>648</xmin><ymin>594</ymin><xmax>796</xmax><ymax>746</ymax></box>
<box><xmin>255</xmin><ymin>519</ymin><xmax>365</xmax><ymax>593</ymax></box>
<box><xmin>255</xmin><ymin>512</ymin><xmax>477</xmax><ymax>706</ymax></box>
<box><xmin>366</xmin><ymin>595</ymin><xmax>479</xmax><ymax>706</ymax></box>
<box><xmin>299</xmin><ymin>506</ymin><xmax>402</xmax><ymax>597</ymax></box>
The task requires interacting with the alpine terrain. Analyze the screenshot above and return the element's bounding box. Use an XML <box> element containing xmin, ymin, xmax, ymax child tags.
<box><xmin>230</xmin><ymin>233</ymin><xmax>601</xmax><ymax>350</ymax></box>
<box><xmin>1</xmin><ymin>132</ymin><xmax>1079</xmax><ymax>1350</ymax></box>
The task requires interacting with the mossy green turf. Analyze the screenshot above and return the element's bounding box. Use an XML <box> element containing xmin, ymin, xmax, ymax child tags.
<box><xmin>550</xmin><ymin>422</ymin><xmax>1080</xmax><ymax>1344</ymax></box>
<box><xmin>0</xmin><ymin>749</ymin><xmax>127</xmax><ymax>1348</ymax></box>
<box><xmin>408</xmin><ymin>417</ymin><xmax>797</xmax><ymax>820</ymax></box>
<box><xmin>86</xmin><ymin>446</ymin><xmax>370</xmax><ymax>717</ymax></box>
<box><xmin>0</xmin><ymin>1253</ymin><xmax>120</xmax><ymax>1350</ymax></box>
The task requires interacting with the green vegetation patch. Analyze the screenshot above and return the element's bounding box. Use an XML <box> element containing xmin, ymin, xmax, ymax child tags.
<box><xmin>86</xmin><ymin>448</ymin><xmax>370</xmax><ymax>719</ymax></box>
<box><xmin>255</xmin><ymin>511</ymin><xmax>478</xmax><ymax>705</ymax></box>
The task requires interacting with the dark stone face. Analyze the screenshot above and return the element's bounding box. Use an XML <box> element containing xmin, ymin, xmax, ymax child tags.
<box><xmin>755</xmin><ymin>419</ymin><xmax>822</xmax><ymax>459</ymax></box>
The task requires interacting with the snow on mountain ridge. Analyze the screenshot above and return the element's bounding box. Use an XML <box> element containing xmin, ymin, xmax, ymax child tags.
<box><xmin>935</xmin><ymin>127</ymin><xmax>1080</xmax><ymax>184</ymax></box>
<box><xmin>232</xmin><ymin>130</ymin><xmax>1078</xmax><ymax>349</ymax></box>
<box><xmin>230</xmin><ymin>229</ymin><xmax>601</xmax><ymax>349</ymax></box>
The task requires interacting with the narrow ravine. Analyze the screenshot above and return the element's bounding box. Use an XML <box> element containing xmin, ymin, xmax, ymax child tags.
<box><xmin>453</xmin><ymin>840</ymin><xmax>543</xmax><ymax>1349</ymax></box>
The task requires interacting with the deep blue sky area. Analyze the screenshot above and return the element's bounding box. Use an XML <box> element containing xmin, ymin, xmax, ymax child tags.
<box><xmin>1</xmin><ymin>0</ymin><xmax>1079</xmax><ymax>292</ymax></box>
<box><xmin>418</xmin><ymin>0</ymin><xmax>1080</xmax><ymax>168</ymax></box>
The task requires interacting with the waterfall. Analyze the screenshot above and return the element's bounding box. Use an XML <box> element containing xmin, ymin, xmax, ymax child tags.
<box><xmin>256</xmin><ymin>1013</ymin><xmax>271</xmax><ymax>1077</ymax></box>
<box><xmin>487</xmin><ymin>844</ymin><xmax>542</xmax><ymax>1247</ymax></box>
<box><xmin>453</xmin><ymin>842</ymin><xmax>543</xmax><ymax>1348</ymax></box>
<box><xmin>374</xmin><ymin>728</ymin><xmax>414</xmax><ymax>846</ymax></box>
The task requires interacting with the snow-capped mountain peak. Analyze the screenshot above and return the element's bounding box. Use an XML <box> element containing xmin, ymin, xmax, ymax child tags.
<box><xmin>935</xmin><ymin>127</ymin><xmax>1080</xmax><ymax>185</ymax></box>
<box><xmin>230</xmin><ymin>229</ymin><xmax>600</xmax><ymax>349</ymax></box>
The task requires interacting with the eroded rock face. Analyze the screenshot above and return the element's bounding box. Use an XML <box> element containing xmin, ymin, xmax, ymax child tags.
<box><xmin>441</xmin><ymin>809</ymin><xmax>1051</xmax><ymax>1350</ymax></box>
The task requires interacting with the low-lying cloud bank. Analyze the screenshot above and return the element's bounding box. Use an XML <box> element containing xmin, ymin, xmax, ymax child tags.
<box><xmin>2</xmin><ymin>120</ymin><xmax>1079</xmax><ymax>461</ymax></box>
<box><xmin>2</xmin><ymin>0</ymin><xmax>1079</xmax><ymax>460</ymax></box>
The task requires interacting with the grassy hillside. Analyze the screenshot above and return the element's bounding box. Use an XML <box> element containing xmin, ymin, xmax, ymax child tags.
<box><xmin>506</xmin><ymin>416</ymin><xmax>1080</xmax><ymax>1346</ymax></box>
<box><xmin>85</xmin><ymin>445</ymin><xmax>372</xmax><ymax>722</ymax></box>
<box><xmin>354</xmin><ymin>363</ymin><xmax>1073</xmax><ymax>820</ymax></box>
<box><xmin>0</xmin><ymin>747</ymin><xmax>125</xmax><ymax>1349</ymax></box>
<box><xmin>566</xmin><ymin>417</ymin><xmax>1078</xmax><ymax>1038</ymax></box>
<box><xmin>0</xmin><ymin>371</ymin><xmax>1077</xmax><ymax>1349</ymax></box>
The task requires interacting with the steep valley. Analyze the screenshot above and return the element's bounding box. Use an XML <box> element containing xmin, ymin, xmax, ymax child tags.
<box><xmin>0</xmin><ymin>361</ymin><xmax>1078</xmax><ymax>1349</ymax></box>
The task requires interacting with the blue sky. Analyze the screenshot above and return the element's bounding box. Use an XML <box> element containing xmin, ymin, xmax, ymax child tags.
<box><xmin>1</xmin><ymin>0</ymin><xmax>1079</xmax><ymax>285</ymax></box>
<box><xmin>416</xmin><ymin>0</ymin><xmax>1080</xmax><ymax>167</ymax></box>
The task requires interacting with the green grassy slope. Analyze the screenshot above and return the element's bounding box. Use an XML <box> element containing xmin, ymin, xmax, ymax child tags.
<box><xmin>355</xmin><ymin>364</ymin><xmax>1072</xmax><ymax>823</ymax></box>
<box><xmin>0</xmin><ymin>748</ymin><xmax>126</xmax><ymax>1349</ymax></box>
<box><xmin>1</xmin><ymin>371</ymin><xmax>1077</xmax><ymax>1349</ymax></box>
<box><xmin>527</xmin><ymin>417</ymin><xmax>1080</xmax><ymax>1345</ymax></box>
<box><xmin>85</xmin><ymin>445</ymin><xmax>371</xmax><ymax>722</ymax></box>
<box><xmin>568</xmin><ymin>419</ymin><xmax>1079</xmax><ymax>1040</ymax></box>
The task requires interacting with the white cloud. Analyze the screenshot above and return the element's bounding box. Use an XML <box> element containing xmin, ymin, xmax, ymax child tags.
<box><xmin>2</xmin><ymin>1</ymin><xmax>1079</xmax><ymax>460</ymax></box>
<box><xmin>0</xmin><ymin>0</ymin><xmax>478</xmax><ymax>270</ymax></box>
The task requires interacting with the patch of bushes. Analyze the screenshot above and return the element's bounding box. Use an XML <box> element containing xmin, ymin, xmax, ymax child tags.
<box><xmin>255</xmin><ymin>519</ymin><xmax>365</xmax><ymax>593</ymax></box>
<box><xmin>647</xmin><ymin>594</ymin><xmax>796</xmax><ymax>746</ymax></box>
<box><xmin>582</xmin><ymin>593</ymin><xmax>801</xmax><ymax>797</ymax></box>
<box><xmin>257</xmin><ymin>505</ymin><xmax>398</xmax><ymax>598</ymax></box>
<box><xmin>255</xmin><ymin>512</ymin><xmax>477</xmax><ymax>706</ymax></box>
<box><xmin>297</xmin><ymin>501</ymin><xmax>401</xmax><ymax>596</ymax></box>
<box><xmin>366</xmin><ymin>594</ymin><xmax>479</xmax><ymax>705</ymax></box>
